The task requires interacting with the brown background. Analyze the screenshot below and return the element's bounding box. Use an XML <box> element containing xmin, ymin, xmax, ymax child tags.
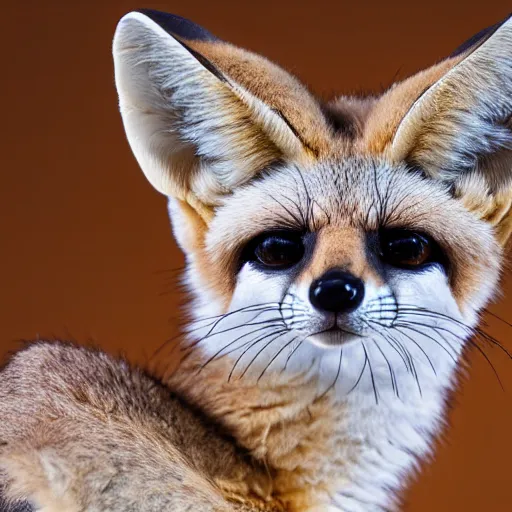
<box><xmin>1</xmin><ymin>1</ymin><xmax>512</xmax><ymax>510</ymax></box>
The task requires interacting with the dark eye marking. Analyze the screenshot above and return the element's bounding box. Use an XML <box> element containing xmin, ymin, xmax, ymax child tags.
<box><xmin>239</xmin><ymin>227</ymin><xmax>447</xmax><ymax>276</ymax></box>
<box><xmin>378</xmin><ymin>228</ymin><xmax>447</xmax><ymax>271</ymax></box>
<box><xmin>240</xmin><ymin>230</ymin><xmax>305</xmax><ymax>271</ymax></box>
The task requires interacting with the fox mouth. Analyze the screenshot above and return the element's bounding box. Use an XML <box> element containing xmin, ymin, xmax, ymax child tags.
<box><xmin>308</xmin><ymin>324</ymin><xmax>363</xmax><ymax>347</ymax></box>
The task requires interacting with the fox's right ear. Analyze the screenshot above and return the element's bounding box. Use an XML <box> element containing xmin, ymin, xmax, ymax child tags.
<box><xmin>113</xmin><ymin>10</ymin><xmax>329</xmax><ymax>240</ymax></box>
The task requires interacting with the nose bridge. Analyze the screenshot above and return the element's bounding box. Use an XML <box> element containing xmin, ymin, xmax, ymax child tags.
<box><xmin>303</xmin><ymin>226</ymin><xmax>369</xmax><ymax>283</ymax></box>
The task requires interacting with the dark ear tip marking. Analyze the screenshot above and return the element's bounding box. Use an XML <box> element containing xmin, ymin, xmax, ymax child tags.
<box><xmin>0</xmin><ymin>495</ymin><xmax>34</xmax><ymax>512</ymax></box>
<box><xmin>135</xmin><ymin>9</ymin><xmax>218</xmax><ymax>42</ymax></box>
<box><xmin>449</xmin><ymin>13</ymin><xmax>512</xmax><ymax>58</ymax></box>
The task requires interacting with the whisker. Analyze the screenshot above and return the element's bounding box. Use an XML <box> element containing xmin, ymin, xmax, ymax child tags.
<box><xmin>179</xmin><ymin>313</ymin><xmax>285</xmax><ymax>357</ymax></box>
<box><xmin>392</xmin><ymin>322</ymin><xmax>459</xmax><ymax>362</ymax></box>
<box><xmin>182</xmin><ymin>316</ymin><xmax>285</xmax><ymax>353</ymax></box>
<box><xmin>317</xmin><ymin>347</ymin><xmax>343</xmax><ymax>400</ymax></box>
<box><xmin>347</xmin><ymin>350</ymin><xmax>368</xmax><ymax>395</ymax></box>
<box><xmin>151</xmin><ymin>330</ymin><xmax>186</xmax><ymax>362</ymax></box>
<box><xmin>367</xmin><ymin>293</ymin><xmax>396</xmax><ymax>304</ymax></box>
<box><xmin>392</xmin><ymin>306</ymin><xmax>512</xmax><ymax>361</ymax></box>
<box><xmin>228</xmin><ymin>328</ymin><xmax>288</xmax><ymax>382</ymax></box>
<box><xmin>391</xmin><ymin>315</ymin><xmax>507</xmax><ymax>390</ymax></box>
<box><xmin>189</xmin><ymin>303</ymin><xmax>287</xmax><ymax>329</ymax></box>
<box><xmin>363</xmin><ymin>320</ymin><xmax>399</xmax><ymax>398</ymax></box>
<box><xmin>198</xmin><ymin>324</ymin><xmax>281</xmax><ymax>372</ymax></box>
<box><xmin>367</xmin><ymin>320</ymin><xmax>411</xmax><ymax>371</ymax></box>
<box><xmin>430</xmin><ymin>327</ymin><xmax>460</xmax><ymax>355</ymax></box>
<box><xmin>466</xmin><ymin>338</ymin><xmax>505</xmax><ymax>391</ymax></box>
<box><xmin>474</xmin><ymin>327</ymin><xmax>512</xmax><ymax>360</ymax></box>
<box><xmin>387</xmin><ymin>330</ymin><xmax>422</xmax><ymax>396</ymax></box>
<box><xmin>188</xmin><ymin>306</ymin><xmax>295</xmax><ymax>335</ymax></box>
<box><xmin>393</xmin><ymin>326</ymin><xmax>437</xmax><ymax>376</ymax></box>
<box><xmin>257</xmin><ymin>334</ymin><xmax>300</xmax><ymax>383</ymax></box>
<box><xmin>267</xmin><ymin>194</ymin><xmax>306</xmax><ymax>229</ymax></box>
<box><xmin>281</xmin><ymin>313</ymin><xmax>310</xmax><ymax>322</ymax></box>
<box><xmin>364</xmin><ymin>343</ymin><xmax>379</xmax><ymax>404</ymax></box>
<box><xmin>483</xmin><ymin>308</ymin><xmax>512</xmax><ymax>329</ymax></box>
<box><xmin>236</xmin><ymin>330</ymin><xmax>290</xmax><ymax>381</ymax></box>
<box><xmin>282</xmin><ymin>338</ymin><xmax>306</xmax><ymax>372</ymax></box>
<box><xmin>373</xmin><ymin>338</ymin><xmax>399</xmax><ymax>399</ymax></box>
<box><xmin>183</xmin><ymin>307</ymin><xmax>273</xmax><ymax>350</ymax></box>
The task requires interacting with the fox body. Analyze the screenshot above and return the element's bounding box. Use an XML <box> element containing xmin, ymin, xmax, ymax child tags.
<box><xmin>1</xmin><ymin>9</ymin><xmax>511</xmax><ymax>512</ymax></box>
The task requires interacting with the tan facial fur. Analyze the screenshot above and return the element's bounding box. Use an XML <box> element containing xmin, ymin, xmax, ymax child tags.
<box><xmin>1</xmin><ymin>9</ymin><xmax>511</xmax><ymax>512</ymax></box>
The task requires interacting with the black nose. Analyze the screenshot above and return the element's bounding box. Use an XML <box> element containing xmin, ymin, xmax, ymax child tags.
<box><xmin>309</xmin><ymin>269</ymin><xmax>365</xmax><ymax>313</ymax></box>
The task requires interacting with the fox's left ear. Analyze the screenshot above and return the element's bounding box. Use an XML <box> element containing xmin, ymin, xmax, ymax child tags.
<box><xmin>388</xmin><ymin>15</ymin><xmax>512</xmax><ymax>244</ymax></box>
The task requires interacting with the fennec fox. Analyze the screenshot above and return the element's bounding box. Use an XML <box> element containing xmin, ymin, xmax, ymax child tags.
<box><xmin>1</xmin><ymin>9</ymin><xmax>512</xmax><ymax>512</ymax></box>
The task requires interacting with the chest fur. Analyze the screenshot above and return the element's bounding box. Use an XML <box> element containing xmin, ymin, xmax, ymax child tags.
<box><xmin>169</xmin><ymin>360</ymin><xmax>450</xmax><ymax>512</ymax></box>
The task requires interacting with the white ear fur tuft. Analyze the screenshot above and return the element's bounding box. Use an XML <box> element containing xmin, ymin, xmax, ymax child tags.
<box><xmin>113</xmin><ymin>12</ymin><xmax>306</xmax><ymax>217</ymax></box>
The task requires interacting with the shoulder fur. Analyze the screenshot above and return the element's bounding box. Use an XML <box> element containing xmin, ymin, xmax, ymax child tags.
<box><xmin>0</xmin><ymin>343</ymin><xmax>280</xmax><ymax>511</ymax></box>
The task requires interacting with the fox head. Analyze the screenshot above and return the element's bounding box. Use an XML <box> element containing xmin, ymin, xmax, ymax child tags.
<box><xmin>113</xmin><ymin>11</ymin><xmax>511</xmax><ymax>397</ymax></box>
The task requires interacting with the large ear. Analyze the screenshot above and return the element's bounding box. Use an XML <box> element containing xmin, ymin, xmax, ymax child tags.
<box><xmin>113</xmin><ymin>10</ymin><xmax>331</xmax><ymax>227</ymax></box>
<box><xmin>385</xmin><ymin>15</ymin><xmax>512</xmax><ymax>244</ymax></box>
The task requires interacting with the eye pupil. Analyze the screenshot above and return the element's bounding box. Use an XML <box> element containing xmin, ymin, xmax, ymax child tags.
<box><xmin>385</xmin><ymin>236</ymin><xmax>424</xmax><ymax>263</ymax></box>
<box><xmin>248</xmin><ymin>232</ymin><xmax>304</xmax><ymax>270</ymax></box>
<box><xmin>259</xmin><ymin>240</ymin><xmax>290</xmax><ymax>264</ymax></box>
<box><xmin>379</xmin><ymin>229</ymin><xmax>434</xmax><ymax>268</ymax></box>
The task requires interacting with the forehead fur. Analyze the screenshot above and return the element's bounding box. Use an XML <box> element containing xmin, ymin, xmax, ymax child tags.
<box><xmin>204</xmin><ymin>157</ymin><xmax>501</xmax><ymax>311</ymax></box>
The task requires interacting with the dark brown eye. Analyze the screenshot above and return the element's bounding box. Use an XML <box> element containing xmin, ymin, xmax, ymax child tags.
<box><xmin>246</xmin><ymin>232</ymin><xmax>305</xmax><ymax>270</ymax></box>
<box><xmin>379</xmin><ymin>229</ymin><xmax>438</xmax><ymax>269</ymax></box>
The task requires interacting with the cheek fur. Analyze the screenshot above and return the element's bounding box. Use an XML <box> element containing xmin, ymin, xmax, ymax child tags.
<box><xmin>390</xmin><ymin>267</ymin><xmax>461</xmax><ymax>318</ymax></box>
<box><xmin>230</xmin><ymin>266</ymin><xmax>290</xmax><ymax>308</ymax></box>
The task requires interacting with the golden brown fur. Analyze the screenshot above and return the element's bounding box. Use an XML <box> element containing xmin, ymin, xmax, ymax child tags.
<box><xmin>0</xmin><ymin>343</ymin><xmax>281</xmax><ymax>511</ymax></box>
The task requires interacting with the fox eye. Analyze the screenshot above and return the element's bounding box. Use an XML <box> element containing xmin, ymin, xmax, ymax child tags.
<box><xmin>379</xmin><ymin>229</ymin><xmax>442</xmax><ymax>269</ymax></box>
<box><xmin>244</xmin><ymin>231</ymin><xmax>305</xmax><ymax>270</ymax></box>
